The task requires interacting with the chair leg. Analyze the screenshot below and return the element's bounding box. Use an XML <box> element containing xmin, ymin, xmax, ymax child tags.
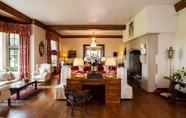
<box><xmin>84</xmin><ymin>104</ymin><xmax>87</xmax><ymax>114</ymax></box>
<box><xmin>71</xmin><ymin>105</ymin><xmax>74</xmax><ymax>116</ymax></box>
<box><xmin>8</xmin><ymin>98</ymin><xmax>11</xmax><ymax>106</ymax></box>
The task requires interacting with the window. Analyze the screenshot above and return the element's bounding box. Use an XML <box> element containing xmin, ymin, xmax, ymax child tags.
<box><xmin>51</xmin><ymin>40</ymin><xmax>57</xmax><ymax>67</ymax></box>
<box><xmin>8</xmin><ymin>34</ymin><xmax>19</xmax><ymax>70</ymax></box>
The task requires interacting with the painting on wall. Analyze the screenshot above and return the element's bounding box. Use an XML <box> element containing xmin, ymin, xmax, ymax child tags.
<box><xmin>113</xmin><ymin>52</ymin><xmax>118</xmax><ymax>57</ymax></box>
<box><xmin>68</xmin><ymin>50</ymin><xmax>76</xmax><ymax>58</ymax></box>
<box><xmin>128</xmin><ymin>20</ymin><xmax>134</xmax><ymax>38</ymax></box>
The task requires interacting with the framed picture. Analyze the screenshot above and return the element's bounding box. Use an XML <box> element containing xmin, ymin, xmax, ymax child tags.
<box><xmin>128</xmin><ymin>20</ymin><xmax>134</xmax><ymax>38</ymax></box>
<box><xmin>68</xmin><ymin>50</ymin><xmax>76</xmax><ymax>58</ymax></box>
<box><xmin>113</xmin><ymin>52</ymin><xmax>118</xmax><ymax>57</ymax></box>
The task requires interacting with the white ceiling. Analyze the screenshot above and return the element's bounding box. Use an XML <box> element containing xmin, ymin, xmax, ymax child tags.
<box><xmin>1</xmin><ymin>0</ymin><xmax>180</xmax><ymax>36</ymax></box>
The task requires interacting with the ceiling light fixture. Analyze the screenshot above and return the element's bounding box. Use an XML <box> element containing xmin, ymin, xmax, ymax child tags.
<box><xmin>90</xmin><ymin>32</ymin><xmax>97</xmax><ymax>47</ymax></box>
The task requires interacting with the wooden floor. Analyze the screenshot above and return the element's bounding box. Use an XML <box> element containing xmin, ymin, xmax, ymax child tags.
<box><xmin>1</xmin><ymin>74</ymin><xmax>186</xmax><ymax>118</ymax></box>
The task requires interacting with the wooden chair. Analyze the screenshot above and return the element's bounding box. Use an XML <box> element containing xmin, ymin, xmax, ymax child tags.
<box><xmin>64</xmin><ymin>85</ymin><xmax>92</xmax><ymax>116</ymax></box>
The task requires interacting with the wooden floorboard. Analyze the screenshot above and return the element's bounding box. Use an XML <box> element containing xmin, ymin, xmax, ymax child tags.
<box><xmin>1</xmin><ymin>74</ymin><xmax>186</xmax><ymax>118</ymax></box>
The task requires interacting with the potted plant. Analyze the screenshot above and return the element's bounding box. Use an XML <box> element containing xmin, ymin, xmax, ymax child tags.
<box><xmin>6</xmin><ymin>66</ymin><xmax>14</xmax><ymax>71</ymax></box>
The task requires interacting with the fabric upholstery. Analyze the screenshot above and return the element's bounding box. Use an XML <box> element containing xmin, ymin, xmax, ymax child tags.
<box><xmin>0</xmin><ymin>73</ymin><xmax>7</xmax><ymax>81</ymax></box>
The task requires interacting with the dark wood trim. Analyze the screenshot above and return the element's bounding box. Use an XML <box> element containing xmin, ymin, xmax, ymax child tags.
<box><xmin>31</xmin><ymin>19</ymin><xmax>46</xmax><ymax>29</ymax></box>
<box><xmin>0</xmin><ymin>1</ymin><xmax>31</xmax><ymax>23</ymax></box>
<box><xmin>47</xmin><ymin>29</ymin><xmax>63</xmax><ymax>38</ymax></box>
<box><xmin>46</xmin><ymin>25</ymin><xmax>126</xmax><ymax>30</ymax></box>
<box><xmin>174</xmin><ymin>0</ymin><xmax>186</xmax><ymax>12</ymax></box>
<box><xmin>62</xmin><ymin>35</ymin><xmax>122</xmax><ymax>38</ymax></box>
<box><xmin>83</xmin><ymin>44</ymin><xmax>105</xmax><ymax>58</ymax></box>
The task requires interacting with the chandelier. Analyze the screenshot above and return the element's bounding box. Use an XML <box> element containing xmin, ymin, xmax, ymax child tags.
<box><xmin>90</xmin><ymin>32</ymin><xmax>97</xmax><ymax>47</ymax></box>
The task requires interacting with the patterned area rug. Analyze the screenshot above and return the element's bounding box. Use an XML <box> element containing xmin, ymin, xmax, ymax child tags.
<box><xmin>1</xmin><ymin>86</ymin><xmax>46</xmax><ymax>106</ymax></box>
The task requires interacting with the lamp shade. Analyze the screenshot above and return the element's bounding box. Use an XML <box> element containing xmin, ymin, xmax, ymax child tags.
<box><xmin>105</xmin><ymin>58</ymin><xmax>116</xmax><ymax>66</ymax></box>
<box><xmin>101</xmin><ymin>57</ymin><xmax>107</xmax><ymax>62</ymax></box>
<box><xmin>73</xmin><ymin>58</ymin><xmax>84</xmax><ymax>66</ymax></box>
<box><xmin>63</xmin><ymin>54</ymin><xmax>67</xmax><ymax>57</ymax></box>
<box><xmin>84</xmin><ymin>57</ymin><xmax>88</xmax><ymax>61</ymax></box>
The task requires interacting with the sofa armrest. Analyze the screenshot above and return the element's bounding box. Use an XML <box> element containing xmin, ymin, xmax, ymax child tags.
<box><xmin>31</xmin><ymin>72</ymin><xmax>39</xmax><ymax>77</ymax></box>
<box><xmin>0</xmin><ymin>85</ymin><xmax>10</xmax><ymax>94</ymax></box>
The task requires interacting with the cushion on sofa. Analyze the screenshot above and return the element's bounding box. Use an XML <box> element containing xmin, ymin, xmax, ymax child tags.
<box><xmin>0</xmin><ymin>72</ymin><xmax>7</xmax><ymax>81</ymax></box>
<box><xmin>6</xmin><ymin>72</ymin><xmax>14</xmax><ymax>80</ymax></box>
<box><xmin>11</xmin><ymin>72</ymin><xmax>21</xmax><ymax>80</ymax></box>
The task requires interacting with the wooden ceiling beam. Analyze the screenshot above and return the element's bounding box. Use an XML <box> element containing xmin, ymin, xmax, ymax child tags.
<box><xmin>174</xmin><ymin>0</ymin><xmax>186</xmax><ymax>12</ymax></box>
<box><xmin>0</xmin><ymin>1</ymin><xmax>31</xmax><ymax>23</ymax></box>
<box><xmin>61</xmin><ymin>35</ymin><xmax>122</xmax><ymax>38</ymax></box>
<box><xmin>46</xmin><ymin>25</ymin><xmax>126</xmax><ymax>30</ymax></box>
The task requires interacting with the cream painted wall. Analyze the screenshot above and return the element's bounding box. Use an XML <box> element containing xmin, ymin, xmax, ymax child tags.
<box><xmin>30</xmin><ymin>25</ymin><xmax>47</xmax><ymax>73</ymax></box>
<box><xmin>59</xmin><ymin>38</ymin><xmax>124</xmax><ymax>63</ymax></box>
<box><xmin>123</xmin><ymin>5</ymin><xmax>176</xmax><ymax>43</ymax></box>
<box><xmin>173</xmin><ymin>8</ymin><xmax>186</xmax><ymax>70</ymax></box>
<box><xmin>147</xmin><ymin>5</ymin><xmax>176</xmax><ymax>33</ymax></box>
<box><xmin>0</xmin><ymin>32</ymin><xmax>6</xmax><ymax>69</ymax></box>
<box><xmin>155</xmin><ymin>33</ymin><xmax>174</xmax><ymax>88</ymax></box>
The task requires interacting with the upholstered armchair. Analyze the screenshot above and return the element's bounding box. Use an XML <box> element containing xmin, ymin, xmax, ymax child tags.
<box><xmin>31</xmin><ymin>63</ymin><xmax>52</xmax><ymax>85</ymax></box>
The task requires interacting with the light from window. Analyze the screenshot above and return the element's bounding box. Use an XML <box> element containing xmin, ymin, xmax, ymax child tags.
<box><xmin>8</xmin><ymin>34</ymin><xmax>19</xmax><ymax>70</ymax></box>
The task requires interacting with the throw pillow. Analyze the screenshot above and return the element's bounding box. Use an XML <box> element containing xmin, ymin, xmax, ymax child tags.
<box><xmin>0</xmin><ymin>72</ymin><xmax>7</xmax><ymax>81</ymax></box>
<box><xmin>7</xmin><ymin>71</ymin><xmax>13</xmax><ymax>80</ymax></box>
<box><xmin>103</xmin><ymin>65</ymin><xmax>109</xmax><ymax>73</ymax></box>
<box><xmin>39</xmin><ymin>68</ymin><xmax>46</xmax><ymax>75</ymax></box>
<box><xmin>78</xmin><ymin>66</ymin><xmax>84</xmax><ymax>72</ymax></box>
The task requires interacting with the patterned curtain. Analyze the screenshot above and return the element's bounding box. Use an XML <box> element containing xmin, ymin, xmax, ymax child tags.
<box><xmin>46</xmin><ymin>31</ymin><xmax>60</xmax><ymax>73</ymax></box>
<box><xmin>0</xmin><ymin>20</ymin><xmax>31</xmax><ymax>78</ymax></box>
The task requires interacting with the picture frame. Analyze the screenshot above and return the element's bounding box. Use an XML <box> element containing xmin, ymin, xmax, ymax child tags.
<box><xmin>113</xmin><ymin>52</ymin><xmax>118</xmax><ymax>57</ymax></box>
<box><xmin>68</xmin><ymin>50</ymin><xmax>76</xmax><ymax>58</ymax></box>
<box><xmin>39</xmin><ymin>41</ymin><xmax>44</xmax><ymax>57</ymax></box>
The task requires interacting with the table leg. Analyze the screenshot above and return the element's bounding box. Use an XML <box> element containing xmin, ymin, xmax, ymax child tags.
<box><xmin>35</xmin><ymin>81</ymin><xmax>37</xmax><ymax>90</ymax></box>
<box><xmin>17</xmin><ymin>91</ymin><xmax>20</xmax><ymax>100</ymax></box>
<box><xmin>8</xmin><ymin>98</ymin><xmax>11</xmax><ymax>106</ymax></box>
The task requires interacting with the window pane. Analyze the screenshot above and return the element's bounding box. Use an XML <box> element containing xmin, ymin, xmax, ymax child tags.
<box><xmin>15</xmin><ymin>39</ymin><xmax>19</xmax><ymax>46</ymax></box>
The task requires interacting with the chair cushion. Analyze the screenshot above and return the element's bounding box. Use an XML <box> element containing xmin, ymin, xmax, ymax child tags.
<box><xmin>39</xmin><ymin>68</ymin><xmax>46</xmax><ymax>75</ymax></box>
<box><xmin>67</xmin><ymin>92</ymin><xmax>93</xmax><ymax>101</ymax></box>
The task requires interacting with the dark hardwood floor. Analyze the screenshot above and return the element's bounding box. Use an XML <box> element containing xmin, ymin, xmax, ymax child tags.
<box><xmin>1</xmin><ymin>74</ymin><xmax>186</xmax><ymax>118</ymax></box>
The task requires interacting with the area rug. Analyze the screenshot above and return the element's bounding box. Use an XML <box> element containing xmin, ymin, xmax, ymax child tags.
<box><xmin>1</xmin><ymin>86</ymin><xmax>46</xmax><ymax>106</ymax></box>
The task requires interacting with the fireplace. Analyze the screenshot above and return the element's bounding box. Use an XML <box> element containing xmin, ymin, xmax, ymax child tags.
<box><xmin>128</xmin><ymin>50</ymin><xmax>142</xmax><ymax>87</ymax></box>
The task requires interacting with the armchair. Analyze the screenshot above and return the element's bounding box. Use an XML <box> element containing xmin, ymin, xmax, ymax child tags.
<box><xmin>31</xmin><ymin>63</ymin><xmax>52</xmax><ymax>85</ymax></box>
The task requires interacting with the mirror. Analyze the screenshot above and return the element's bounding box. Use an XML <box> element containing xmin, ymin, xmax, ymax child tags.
<box><xmin>83</xmin><ymin>44</ymin><xmax>105</xmax><ymax>61</ymax></box>
<box><xmin>39</xmin><ymin>41</ymin><xmax>44</xmax><ymax>56</ymax></box>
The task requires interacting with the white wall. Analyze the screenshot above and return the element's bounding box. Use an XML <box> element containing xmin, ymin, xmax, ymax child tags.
<box><xmin>173</xmin><ymin>8</ymin><xmax>186</xmax><ymax>70</ymax></box>
<box><xmin>123</xmin><ymin>5</ymin><xmax>176</xmax><ymax>43</ymax></box>
<box><xmin>0</xmin><ymin>32</ymin><xmax>6</xmax><ymax>69</ymax></box>
<box><xmin>155</xmin><ymin>33</ymin><xmax>174</xmax><ymax>88</ymax></box>
<box><xmin>30</xmin><ymin>25</ymin><xmax>46</xmax><ymax>73</ymax></box>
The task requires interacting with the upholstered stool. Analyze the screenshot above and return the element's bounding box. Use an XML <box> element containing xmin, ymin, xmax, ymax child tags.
<box><xmin>54</xmin><ymin>84</ymin><xmax>66</xmax><ymax>99</ymax></box>
<box><xmin>121</xmin><ymin>83</ymin><xmax>133</xmax><ymax>99</ymax></box>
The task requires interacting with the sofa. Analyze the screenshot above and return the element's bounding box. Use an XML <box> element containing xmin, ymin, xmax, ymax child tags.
<box><xmin>0</xmin><ymin>69</ymin><xmax>21</xmax><ymax>105</ymax></box>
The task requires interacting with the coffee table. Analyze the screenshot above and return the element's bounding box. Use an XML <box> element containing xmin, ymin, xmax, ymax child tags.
<box><xmin>10</xmin><ymin>80</ymin><xmax>37</xmax><ymax>100</ymax></box>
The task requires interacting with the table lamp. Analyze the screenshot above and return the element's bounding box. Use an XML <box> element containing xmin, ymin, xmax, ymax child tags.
<box><xmin>101</xmin><ymin>57</ymin><xmax>107</xmax><ymax>65</ymax></box>
<box><xmin>73</xmin><ymin>58</ymin><xmax>84</xmax><ymax>71</ymax></box>
<box><xmin>105</xmin><ymin>58</ymin><xmax>116</xmax><ymax>72</ymax></box>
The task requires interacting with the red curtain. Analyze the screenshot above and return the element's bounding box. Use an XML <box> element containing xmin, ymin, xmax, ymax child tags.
<box><xmin>46</xmin><ymin>31</ymin><xmax>60</xmax><ymax>73</ymax></box>
<box><xmin>0</xmin><ymin>20</ymin><xmax>31</xmax><ymax>78</ymax></box>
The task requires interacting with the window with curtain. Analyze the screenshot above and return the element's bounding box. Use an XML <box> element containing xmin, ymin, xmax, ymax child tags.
<box><xmin>7</xmin><ymin>34</ymin><xmax>19</xmax><ymax>70</ymax></box>
<box><xmin>51</xmin><ymin>40</ymin><xmax>57</xmax><ymax>67</ymax></box>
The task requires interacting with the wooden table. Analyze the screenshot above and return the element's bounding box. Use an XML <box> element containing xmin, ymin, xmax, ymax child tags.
<box><xmin>10</xmin><ymin>80</ymin><xmax>37</xmax><ymax>100</ymax></box>
<box><xmin>164</xmin><ymin>76</ymin><xmax>186</xmax><ymax>103</ymax></box>
<box><xmin>66</xmin><ymin>77</ymin><xmax>121</xmax><ymax>106</ymax></box>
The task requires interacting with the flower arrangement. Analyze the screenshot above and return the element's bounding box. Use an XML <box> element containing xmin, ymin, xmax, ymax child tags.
<box><xmin>171</xmin><ymin>69</ymin><xmax>186</xmax><ymax>81</ymax></box>
<box><xmin>87</xmin><ymin>54</ymin><xmax>98</xmax><ymax>71</ymax></box>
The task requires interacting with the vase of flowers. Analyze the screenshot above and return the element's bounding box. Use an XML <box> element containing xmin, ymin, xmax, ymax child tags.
<box><xmin>171</xmin><ymin>69</ymin><xmax>186</xmax><ymax>81</ymax></box>
<box><xmin>87</xmin><ymin>54</ymin><xmax>98</xmax><ymax>72</ymax></box>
